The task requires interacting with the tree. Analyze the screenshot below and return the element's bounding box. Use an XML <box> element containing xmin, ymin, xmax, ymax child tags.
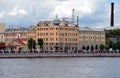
<box><xmin>86</xmin><ymin>45</ymin><xmax>89</xmax><ymax>51</ymax></box>
<box><xmin>99</xmin><ymin>44</ymin><xmax>105</xmax><ymax>50</ymax></box>
<box><xmin>105</xmin><ymin>29</ymin><xmax>120</xmax><ymax>44</ymax></box>
<box><xmin>0</xmin><ymin>42</ymin><xmax>5</xmax><ymax>50</ymax></box>
<box><xmin>116</xmin><ymin>41</ymin><xmax>120</xmax><ymax>50</ymax></box>
<box><xmin>105</xmin><ymin>29</ymin><xmax>120</xmax><ymax>38</ymax></box>
<box><xmin>37</xmin><ymin>38</ymin><xmax>44</xmax><ymax>50</ymax></box>
<box><xmin>82</xmin><ymin>46</ymin><xmax>86</xmax><ymax>50</ymax></box>
<box><xmin>95</xmin><ymin>45</ymin><xmax>98</xmax><ymax>50</ymax></box>
<box><xmin>105</xmin><ymin>45</ymin><xmax>109</xmax><ymax>50</ymax></box>
<box><xmin>91</xmin><ymin>45</ymin><xmax>94</xmax><ymax>51</ymax></box>
<box><xmin>27</xmin><ymin>38</ymin><xmax>36</xmax><ymax>50</ymax></box>
<box><xmin>108</xmin><ymin>41</ymin><xmax>115</xmax><ymax>50</ymax></box>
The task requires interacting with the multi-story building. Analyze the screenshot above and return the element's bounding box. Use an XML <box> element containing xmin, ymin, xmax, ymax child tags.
<box><xmin>79</xmin><ymin>27</ymin><xmax>105</xmax><ymax>49</ymax></box>
<box><xmin>3</xmin><ymin>26</ymin><xmax>36</xmax><ymax>50</ymax></box>
<box><xmin>36</xmin><ymin>16</ymin><xmax>79</xmax><ymax>51</ymax></box>
<box><xmin>0</xmin><ymin>23</ymin><xmax>6</xmax><ymax>42</ymax></box>
<box><xmin>27</xmin><ymin>26</ymin><xmax>36</xmax><ymax>40</ymax></box>
<box><xmin>0</xmin><ymin>33</ymin><xmax>4</xmax><ymax>42</ymax></box>
<box><xmin>3</xmin><ymin>27</ymin><xmax>28</xmax><ymax>50</ymax></box>
<box><xmin>1</xmin><ymin>15</ymin><xmax>106</xmax><ymax>51</ymax></box>
<box><xmin>0</xmin><ymin>23</ymin><xmax>5</xmax><ymax>33</ymax></box>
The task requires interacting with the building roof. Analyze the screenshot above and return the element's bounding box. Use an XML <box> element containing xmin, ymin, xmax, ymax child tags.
<box><xmin>53</xmin><ymin>15</ymin><xmax>60</xmax><ymax>25</ymax></box>
<box><xmin>14</xmin><ymin>38</ymin><xmax>25</xmax><ymax>45</ymax></box>
<box><xmin>79</xmin><ymin>27</ymin><xmax>105</xmax><ymax>32</ymax></box>
<box><xmin>91</xmin><ymin>26</ymin><xmax>120</xmax><ymax>31</ymax></box>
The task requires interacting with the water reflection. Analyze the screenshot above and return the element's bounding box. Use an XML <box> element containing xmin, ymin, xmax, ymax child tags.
<box><xmin>0</xmin><ymin>57</ymin><xmax>120</xmax><ymax>78</ymax></box>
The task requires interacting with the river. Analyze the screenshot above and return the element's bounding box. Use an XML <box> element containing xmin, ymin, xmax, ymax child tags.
<box><xmin>0</xmin><ymin>57</ymin><xmax>120</xmax><ymax>78</ymax></box>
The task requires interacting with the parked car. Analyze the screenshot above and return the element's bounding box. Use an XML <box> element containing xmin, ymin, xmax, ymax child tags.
<box><xmin>0</xmin><ymin>50</ymin><xmax>4</xmax><ymax>53</ymax></box>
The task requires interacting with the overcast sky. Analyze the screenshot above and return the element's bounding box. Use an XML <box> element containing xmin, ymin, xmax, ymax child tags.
<box><xmin>0</xmin><ymin>0</ymin><xmax>120</xmax><ymax>28</ymax></box>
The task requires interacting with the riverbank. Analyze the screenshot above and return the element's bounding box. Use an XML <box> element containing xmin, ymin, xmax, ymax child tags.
<box><xmin>1</xmin><ymin>53</ymin><xmax>120</xmax><ymax>58</ymax></box>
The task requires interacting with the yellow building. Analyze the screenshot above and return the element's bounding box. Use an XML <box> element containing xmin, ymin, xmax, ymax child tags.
<box><xmin>0</xmin><ymin>23</ymin><xmax>5</xmax><ymax>42</ymax></box>
<box><xmin>0</xmin><ymin>23</ymin><xmax>5</xmax><ymax>33</ymax></box>
<box><xmin>36</xmin><ymin>16</ymin><xmax>79</xmax><ymax>51</ymax></box>
<box><xmin>27</xmin><ymin>26</ymin><xmax>36</xmax><ymax>40</ymax></box>
<box><xmin>4</xmin><ymin>27</ymin><xmax>28</xmax><ymax>50</ymax></box>
<box><xmin>79</xmin><ymin>27</ymin><xmax>105</xmax><ymax>49</ymax></box>
<box><xmin>3</xmin><ymin>26</ymin><xmax>36</xmax><ymax>50</ymax></box>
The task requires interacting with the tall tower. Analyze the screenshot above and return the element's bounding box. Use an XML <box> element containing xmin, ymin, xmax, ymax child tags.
<box><xmin>72</xmin><ymin>8</ymin><xmax>75</xmax><ymax>24</ymax></box>
<box><xmin>77</xmin><ymin>16</ymin><xmax>79</xmax><ymax>26</ymax></box>
<box><xmin>110</xmin><ymin>2</ymin><xmax>114</xmax><ymax>27</ymax></box>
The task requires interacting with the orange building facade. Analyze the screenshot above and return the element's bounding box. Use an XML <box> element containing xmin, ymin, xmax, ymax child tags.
<box><xmin>35</xmin><ymin>17</ymin><xmax>79</xmax><ymax>51</ymax></box>
<box><xmin>36</xmin><ymin>25</ymin><xmax>79</xmax><ymax>51</ymax></box>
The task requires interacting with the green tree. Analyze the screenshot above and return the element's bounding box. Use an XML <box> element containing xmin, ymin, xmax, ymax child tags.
<box><xmin>95</xmin><ymin>45</ymin><xmax>98</xmax><ymax>50</ymax></box>
<box><xmin>99</xmin><ymin>44</ymin><xmax>105</xmax><ymax>50</ymax></box>
<box><xmin>105</xmin><ymin>29</ymin><xmax>120</xmax><ymax>44</ymax></box>
<box><xmin>116</xmin><ymin>41</ymin><xmax>120</xmax><ymax>50</ymax></box>
<box><xmin>82</xmin><ymin>46</ymin><xmax>86</xmax><ymax>50</ymax></box>
<box><xmin>86</xmin><ymin>45</ymin><xmax>89</xmax><ymax>51</ymax></box>
<box><xmin>37</xmin><ymin>38</ymin><xmax>44</xmax><ymax>50</ymax></box>
<box><xmin>108</xmin><ymin>41</ymin><xmax>114</xmax><ymax>49</ymax></box>
<box><xmin>27</xmin><ymin>38</ymin><xmax>36</xmax><ymax>50</ymax></box>
<box><xmin>105</xmin><ymin>45</ymin><xmax>109</xmax><ymax>50</ymax></box>
<box><xmin>91</xmin><ymin>45</ymin><xmax>94</xmax><ymax>51</ymax></box>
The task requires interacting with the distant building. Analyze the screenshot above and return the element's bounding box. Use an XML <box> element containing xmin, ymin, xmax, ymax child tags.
<box><xmin>79</xmin><ymin>28</ymin><xmax>105</xmax><ymax>49</ymax></box>
<box><xmin>4</xmin><ymin>27</ymin><xmax>28</xmax><ymax>50</ymax></box>
<box><xmin>27</xmin><ymin>26</ymin><xmax>36</xmax><ymax>40</ymax></box>
<box><xmin>0</xmin><ymin>23</ymin><xmax>5</xmax><ymax>33</ymax></box>
<box><xmin>3</xmin><ymin>26</ymin><xmax>36</xmax><ymax>50</ymax></box>
<box><xmin>0</xmin><ymin>33</ymin><xmax>4</xmax><ymax>42</ymax></box>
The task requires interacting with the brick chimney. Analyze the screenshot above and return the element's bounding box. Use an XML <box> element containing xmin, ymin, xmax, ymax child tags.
<box><xmin>110</xmin><ymin>2</ymin><xmax>114</xmax><ymax>27</ymax></box>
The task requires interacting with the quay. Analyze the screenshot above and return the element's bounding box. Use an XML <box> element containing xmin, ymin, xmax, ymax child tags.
<box><xmin>1</xmin><ymin>53</ymin><xmax>120</xmax><ymax>58</ymax></box>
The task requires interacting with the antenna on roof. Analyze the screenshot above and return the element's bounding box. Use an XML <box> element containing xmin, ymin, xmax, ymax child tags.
<box><xmin>77</xmin><ymin>16</ymin><xmax>79</xmax><ymax>26</ymax></box>
<box><xmin>72</xmin><ymin>8</ymin><xmax>75</xmax><ymax>24</ymax></box>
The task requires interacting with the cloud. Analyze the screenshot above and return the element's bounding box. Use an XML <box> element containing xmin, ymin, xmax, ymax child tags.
<box><xmin>8</xmin><ymin>6</ymin><xmax>28</xmax><ymax>18</ymax></box>
<box><xmin>0</xmin><ymin>11</ymin><xmax>5</xmax><ymax>18</ymax></box>
<box><xmin>0</xmin><ymin>0</ymin><xmax>120</xmax><ymax>28</ymax></box>
<box><xmin>49</xmin><ymin>0</ymin><xmax>100</xmax><ymax>18</ymax></box>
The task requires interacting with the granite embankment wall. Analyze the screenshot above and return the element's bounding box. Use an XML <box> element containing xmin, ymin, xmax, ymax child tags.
<box><xmin>0</xmin><ymin>53</ymin><xmax>120</xmax><ymax>58</ymax></box>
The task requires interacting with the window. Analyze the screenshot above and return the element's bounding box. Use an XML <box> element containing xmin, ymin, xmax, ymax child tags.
<box><xmin>50</xmin><ymin>28</ymin><xmax>54</xmax><ymax>30</ymax></box>
<box><xmin>76</xmin><ymin>33</ymin><xmax>77</xmax><ymax>36</ymax></box>
<box><xmin>46</xmin><ymin>28</ymin><xmax>48</xmax><ymax>30</ymax></box>
<box><xmin>46</xmin><ymin>38</ymin><xmax>48</xmax><ymax>41</ymax></box>
<box><xmin>50</xmin><ymin>33</ymin><xmax>54</xmax><ymax>36</ymax></box>
<box><xmin>37</xmin><ymin>28</ymin><xmax>39</xmax><ymax>31</ymax></box>
<box><xmin>76</xmin><ymin>39</ymin><xmax>77</xmax><ymax>41</ymax></box>
<box><xmin>50</xmin><ymin>38</ymin><xmax>54</xmax><ymax>41</ymax></box>
<box><xmin>65</xmin><ymin>33</ymin><xmax>67</xmax><ymax>36</ymax></box>
<box><xmin>38</xmin><ymin>33</ymin><xmax>39</xmax><ymax>36</ymax></box>
<box><xmin>65</xmin><ymin>38</ymin><xmax>67</xmax><ymax>41</ymax></box>
<box><xmin>46</xmin><ymin>33</ymin><xmax>48</xmax><ymax>36</ymax></box>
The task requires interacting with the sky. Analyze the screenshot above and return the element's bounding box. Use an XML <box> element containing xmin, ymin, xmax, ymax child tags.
<box><xmin>0</xmin><ymin>0</ymin><xmax>120</xmax><ymax>28</ymax></box>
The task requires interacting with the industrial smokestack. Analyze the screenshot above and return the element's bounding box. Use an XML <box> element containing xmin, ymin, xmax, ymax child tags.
<box><xmin>110</xmin><ymin>2</ymin><xmax>114</xmax><ymax>27</ymax></box>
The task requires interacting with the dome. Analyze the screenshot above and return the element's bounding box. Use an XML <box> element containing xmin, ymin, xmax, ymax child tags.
<box><xmin>53</xmin><ymin>15</ymin><xmax>60</xmax><ymax>25</ymax></box>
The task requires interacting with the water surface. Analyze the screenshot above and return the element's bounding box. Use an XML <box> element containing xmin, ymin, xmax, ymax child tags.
<box><xmin>0</xmin><ymin>57</ymin><xmax>120</xmax><ymax>78</ymax></box>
